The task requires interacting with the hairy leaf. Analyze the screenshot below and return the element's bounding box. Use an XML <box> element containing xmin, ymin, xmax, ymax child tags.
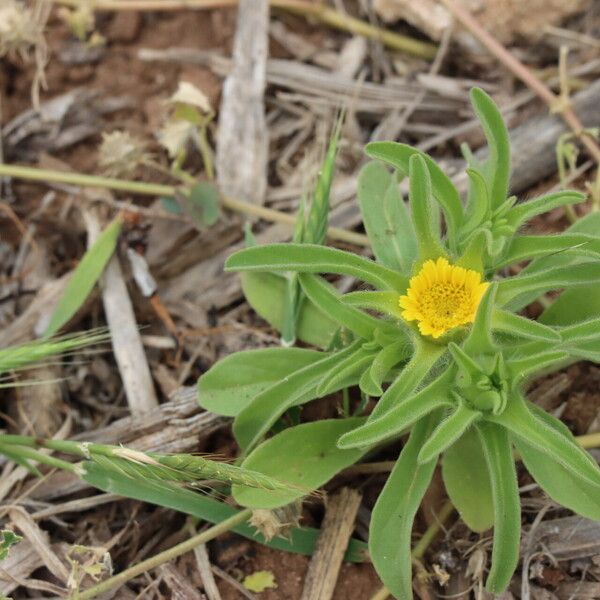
<box><xmin>226</xmin><ymin>244</ymin><xmax>408</xmax><ymax>291</ymax></box>
<box><xmin>241</xmin><ymin>272</ymin><xmax>338</xmax><ymax>348</ymax></box>
<box><xmin>442</xmin><ymin>428</ymin><xmax>494</xmax><ymax>532</ymax></box>
<box><xmin>357</xmin><ymin>161</ymin><xmax>416</xmax><ymax>272</ymax></box>
<box><xmin>369</xmin><ymin>415</ymin><xmax>439</xmax><ymax>600</ymax></box>
<box><xmin>234</xmin><ymin>341</ymin><xmax>363</xmax><ymax>453</ymax></box>
<box><xmin>514</xmin><ymin>403</ymin><xmax>600</xmax><ymax>520</ymax></box>
<box><xmin>197</xmin><ymin>347</ymin><xmax>324</xmax><ymax>417</ymax></box>
<box><xmin>408</xmin><ymin>154</ymin><xmax>447</xmax><ymax>262</ymax></box>
<box><xmin>469</xmin><ymin>88</ymin><xmax>510</xmax><ymax>210</ymax></box>
<box><xmin>491</xmin><ymin>394</ymin><xmax>600</xmax><ymax>490</ymax></box>
<box><xmin>365</xmin><ymin>142</ymin><xmax>463</xmax><ymax>249</ymax></box>
<box><xmin>298</xmin><ymin>273</ymin><xmax>384</xmax><ymax>340</ymax></box>
<box><xmin>233</xmin><ymin>418</ymin><xmax>368</xmax><ymax>508</ymax></box>
<box><xmin>418</xmin><ymin>404</ymin><xmax>480</xmax><ymax>464</ymax></box>
<box><xmin>337</xmin><ymin>372</ymin><xmax>453</xmax><ymax>449</ymax></box>
<box><xmin>476</xmin><ymin>422</ymin><xmax>520</xmax><ymax>593</ymax></box>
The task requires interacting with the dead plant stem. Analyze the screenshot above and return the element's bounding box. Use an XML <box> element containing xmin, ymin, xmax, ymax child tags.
<box><xmin>0</xmin><ymin>163</ymin><xmax>369</xmax><ymax>246</ymax></box>
<box><xmin>438</xmin><ymin>0</ymin><xmax>600</xmax><ymax>166</ymax></box>
<box><xmin>75</xmin><ymin>508</ymin><xmax>252</xmax><ymax>599</ymax></box>
<box><xmin>52</xmin><ymin>0</ymin><xmax>437</xmax><ymax>59</ymax></box>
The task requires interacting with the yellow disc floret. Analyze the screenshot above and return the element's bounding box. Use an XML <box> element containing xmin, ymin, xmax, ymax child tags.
<box><xmin>399</xmin><ymin>257</ymin><xmax>489</xmax><ymax>339</ymax></box>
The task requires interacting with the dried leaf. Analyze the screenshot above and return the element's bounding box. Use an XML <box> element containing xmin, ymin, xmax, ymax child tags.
<box><xmin>169</xmin><ymin>80</ymin><xmax>212</xmax><ymax>113</ymax></box>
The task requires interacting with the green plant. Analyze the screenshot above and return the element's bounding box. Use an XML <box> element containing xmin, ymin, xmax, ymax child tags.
<box><xmin>198</xmin><ymin>88</ymin><xmax>600</xmax><ymax>597</ymax></box>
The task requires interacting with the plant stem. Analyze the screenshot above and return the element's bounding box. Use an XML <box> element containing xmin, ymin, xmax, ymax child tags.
<box><xmin>75</xmin><ymin>508</ymin><xmax>252</xmax><ymax>599</ymax></box>
<box><xmin>0</xmin><ymin>442</ymin><xmax>79</xmax><ymax>474</ymax></box>
<box><xmin>53</xmin><ymin>0</ymin><xmax>437</xmax><ymax>59</ymax></box>
<box><xmin>438</xmin><ymin>0</ymin><xmax>600</xmax><ymax>167</ymax></box>
<box><xmin>369</xmin><ymin>500</ymin><xmax>455</xmax><ymax>600</ymax></box>
<box><xmin>0</xmin><ymin>163</ymin><xmax>369</xmax><ymax>247</ymax></box>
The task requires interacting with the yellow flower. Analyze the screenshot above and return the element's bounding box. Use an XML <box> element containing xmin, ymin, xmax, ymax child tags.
<box><xmin>399</xmin><ymin>257</ymin><xmax>489</xmax><ymax>339</ymax></box>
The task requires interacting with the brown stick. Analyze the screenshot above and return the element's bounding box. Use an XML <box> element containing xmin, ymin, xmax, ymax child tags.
<box><xmin>300</xmin><ymin>487</ymin><xmax>362</xmax><ymax>600</ymax></box>
<box><xmin>438</xmin><ymin>0</ymin><xmax>600</xmax><ymax>165</ymax></box>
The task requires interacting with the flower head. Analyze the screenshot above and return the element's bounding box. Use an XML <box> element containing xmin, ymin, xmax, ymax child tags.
<box><xmin>399</xmin><ymin>257</ymin><xmax>488</xmax><ymax>339</ymax></box>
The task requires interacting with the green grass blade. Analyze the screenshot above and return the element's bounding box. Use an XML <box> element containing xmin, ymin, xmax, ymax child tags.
<box><xmin>82</xmin><ymin>461</ymin><xmax>368</xmax><ymax>562</ymax></box>
<box><xmin>44</xmin><ymin>217</ymin><xmax>122</xmax><ymax>336</ymax></box>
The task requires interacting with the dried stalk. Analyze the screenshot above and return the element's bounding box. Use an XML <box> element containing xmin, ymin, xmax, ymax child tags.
<box><xmin>438</xmin><ymin>0</ymin><xmax>600</xmax><ymax>166</ymax></box>
<box><xmin>51</xmin><ymin>0</ymin><xmax>437</xmax><ymax>58</ymax></box>
<box><xmin>0</xmin><ymin>163</ymin><xmax>369</xmax><ymax>246</ymax></box>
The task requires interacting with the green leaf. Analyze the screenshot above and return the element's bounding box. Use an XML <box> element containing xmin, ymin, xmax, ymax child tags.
<box><xmin>469</xmin><ymin>88</ymin><xmax>511</xmax><ymax>210</ymax></box>
<box><xmin>234</xmin><ymin>341</ymin><xmax>363</xmax><ymax>452</ymax></box>
<box><xmin>233</xmin><ymin>418</ymin><xmax>368</xmax><ymax>509</ymax></box>
<box><xmin>316</xmin><ymin>345</ymin><xmax>375</xmax><ymax>396</ymax></box>
<box><xmin>507</xmin><ymin>350</ymin><xmax>570</xmax><ymax>384</ymax></box>
<box><xmin>408</xmin><ymin>154</ymin><xmax>447</xmax><ymax>262</ymax></box>
<box><xmin>476</xmin><ymin>422</ymin><xmax>520</xmax><ymax>594</ymax></box>
<box><xmin>496</xmin><ymin>262</ymin><xmax>600</xmax><ymax>306</ymax></box>
<box><xmin>181</xmin><ymin>182</ymin><xmax>220</xmax><ymax>228</ymax></box>
<box><xmin>365</xmin><ymin>142</ymin><xmax>463</xmax><ymax>250</ymax></box>
<box><xmin>460</xmin><ymin>168</ymin><xmax>490</xmax><ymax>239</ymax></box>
<box><xmin>507</xmin><ymin>212</ymin><xmax>600</xmax><ymax>313</ymax></box>
<box><xmin>298</xmin><ymin>273</ymin><xmax>383</xmax><ymax>340</ymax></box>
<box><xmin>370</xmin><ymin>342</ymin><xmax>446</xmax><ymax>419</ymax></box>
<box><xmin>337</xmin><ymin>372</ymin><xmax>453</xmax><ymax>449</ymax></box>
<box><xmin>463</xmin><ymin>284</ymin><xmax>497</xmax><ymax>355</ymax></box>
<box><xmin>538</xmin><ymin>212</ymin><xmax>600</xmax><ymax>325</ymax></box>
<box><xmin>369</xmin><ymin>415</ymin><xmax>439</xmax><ymax>600</ymax></box>
<box><xmin>514</xmin><ymin>403</ymin><xmax>600</xmax><ymax>521</ymax></box>
<box><xmin>82</xmin><ymin>460</ymin><xmax>368</xmax><ymax>562</ymax></box>
<box><xmin>496</xmin><ymin>233</ymin><xmax>600</xmax><ymax>269</ymax></box>
<box><xmin>0</xmin><ymin>530</ymin><xmax>23</xmax><ymax>560</ymax></box>
<box><xmin>227</xmin><ymin>243</ymin><xmax>408</xmax><ymax>291</ymax></box>
<box><xmin>241</xmin><ymin>272</ymin><xmax>338</xmax><ymax>348</ymax></box>
<box><xmin>491</xmin><ymin>394</ymin><xmax>600</xmax><ymax>490</ymax></box>
<box><xmin>197</xmin><ymin>347</ymin><xmax>324</xmax><ymax>417</ymax></box>
<box><xmin>442</xmin><ymin>428</ymin><xmax>494</xmax><ymax>532</ymax></box>
<box><xmin>492</xmin><ymin>309</ymin><xmax>560</xmax><ymax>342</ymax></box>
<box><xmin>364</xmin><ymin>341</ymin><xmax>412</xmax><ymax>396</ymax></box>
<box><xmin>506</xmin><ymin>190</ymin><xmax>585</xmax><ymax>230</ymax></box>
<box><xmin>356</xmin><ymin>161</ymin><xmax>416</xmax><ymax>272</ymax></box>
<box><xmin>44</xmin><ymin>217</ymin><xmax>122</xmax><ymax>336</ymax></box>
<box><xmin>341</xmin><ymin>290</ymin><xmax>403</xmax><ymax>320</ymax></box>
<box><xmin>418</xmin><ymin>404</ymin><xmax>480</xmax><ymax>464</ymax></box>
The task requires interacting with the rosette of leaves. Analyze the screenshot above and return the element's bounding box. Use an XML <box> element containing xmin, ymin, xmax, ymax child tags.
<box><xmin>198</xmin><ymin>88</ymin><xmax>600</xmax><ymax>598</ymax></box>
